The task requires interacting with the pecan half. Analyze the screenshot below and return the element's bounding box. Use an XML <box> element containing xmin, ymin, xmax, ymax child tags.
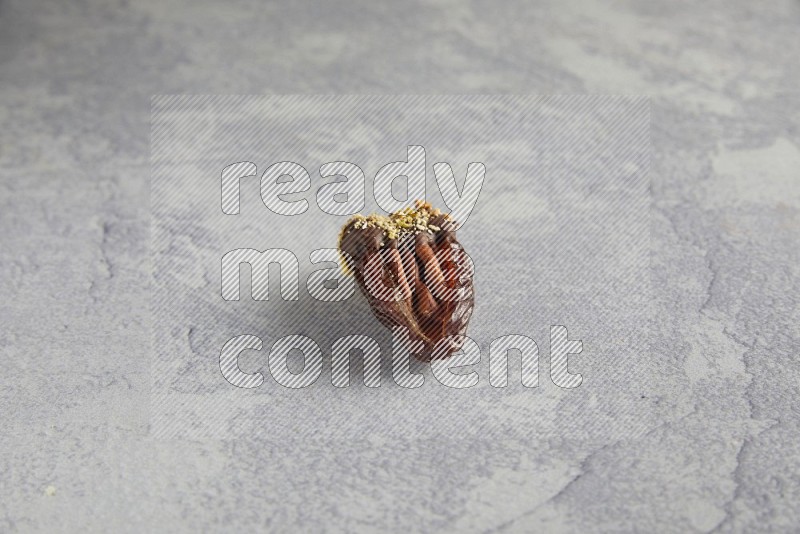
<box><xmin>338</xmin><ymin>201</ymin><xmax>474</xmax><ymax>360</ymax></box>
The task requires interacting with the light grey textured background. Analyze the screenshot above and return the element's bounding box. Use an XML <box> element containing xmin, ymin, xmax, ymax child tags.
<box><xmin>1</xmin><ymin>0</ymin><xmax>798</xmax><ymax>532</ymax></box>
<box><xmin>151</xmin><ymin>95</ymin><xmax>649</xmax><ymax>440</ymax></box>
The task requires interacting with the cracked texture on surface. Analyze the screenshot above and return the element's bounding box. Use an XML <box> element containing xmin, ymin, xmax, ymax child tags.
<box><xmin>1</xmin><ymin>0</ymin><xmax>798</xmax><ymax>532</ymax></box>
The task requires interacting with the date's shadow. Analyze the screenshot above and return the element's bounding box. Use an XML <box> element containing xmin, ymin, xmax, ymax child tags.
<box><xmin>213</xmin><ymin>266</ymin><xmax>428</xmax><ymax>390</ymax></box>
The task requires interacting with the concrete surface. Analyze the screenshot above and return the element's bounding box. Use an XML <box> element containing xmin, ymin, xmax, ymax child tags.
<box><xmin>1</xmin><ymin>0</ymin><xmax>798</xmax><ymax>532</ymax></box>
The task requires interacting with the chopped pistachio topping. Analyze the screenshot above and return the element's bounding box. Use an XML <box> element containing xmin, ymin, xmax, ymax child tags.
<box><xmin>338</xmin><ymin>200</ymin><xmax>450</xmax><ymax>249</ymax></box>
<box><xmin>337</xmin><ymin>201</ymin><xmax>452</xmax><ymax>275</ymax></box>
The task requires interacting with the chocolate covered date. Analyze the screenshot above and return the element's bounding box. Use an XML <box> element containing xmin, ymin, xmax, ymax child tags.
<box><xmin>338</xmin><ymin>201</ymin><xmax>474</xmax><ymax>361</ymax></box>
